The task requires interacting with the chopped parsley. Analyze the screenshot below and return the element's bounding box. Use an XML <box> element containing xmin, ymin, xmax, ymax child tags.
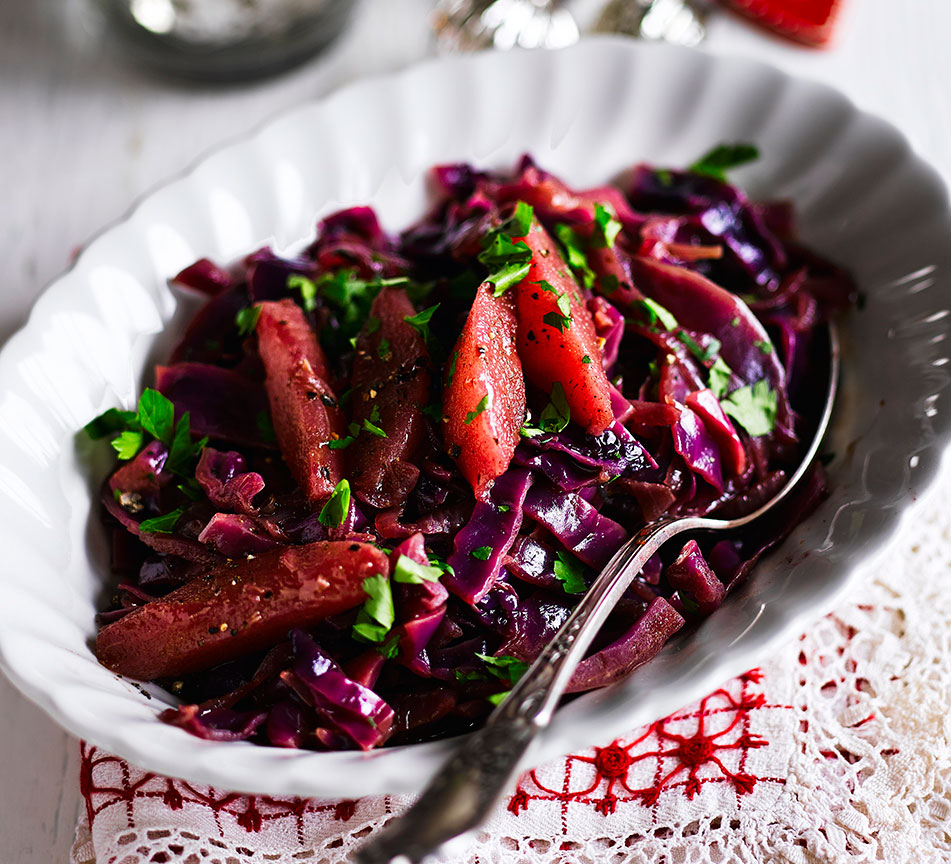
<box><xmin>506</xmin><ymin>200</ymin><xmax>535</xmax><ymax>237</ymax></box>
<box><xmin>708</xmin><ymin>356</ymin><xmax>733</xmax><ymax>399</ymax></box>
<box><xmin>678</xmin><ymin>332</ymin><xmax>721</xmax><ymax>364</ymax></box>
<box><xmin>720</xmin><ymin>379</ymin><xmax>778</xmax><ymax>437</ymax></box>
<box><xmin>593</xmin><ymin>202</ymin><xmax>622</xmax><ymax>248</ymax></box>
<box><xmin>138</xmin><ymin>507</ymin><xmax>184</xmax><ymax>535</ymax></box>
<box><xmin>471</xmin><ymin>546</ymin><xmax>492</xmax><ymax>561</ymax></box>
<box><xmin>538</xmin><ymin>381</ymin><xmax>571</xmax><ymax>433</ymax></box>
<box><xmin>478</xmin><ymin>232</ymin><xmax>533</xmax><ymax>297</ymax></box>
<box><xmin>362</xmin><ymin>416</ymin><xmax>387</xmax><ymax>438</ymax></box>
<box><xmin>688</xmin><ymin>142</ymin><xmax>760</xmax><ymax>182</ymax></box>
<box><xmin>446</xmin><ymin>350</ymin><xmax>459</xmax><ymax>387</ymax></box>
<box><xmin>534</xmin><ymin>279</ymin><xmax>558</xmax><ymax>295</ymax></box>
<box><xmin>582</xmin><ymin>355</ymin><xmax>592</xmax><ymax>365</ymax></box>
<box><xmin>403</xmin><ymin>304</ymin><xmax>440</xmax><ymax>343</ymax></box>
<box><xmin>286</xmin><ymin>273</ymin><xmax>317</xmax><ymax>312</ymax></box>
<box><xmin>553</xmin><ymin>551</ymin><xmax>586</xmax><ymax>595</ymax></box>
<box><xmin>754</xmin><ymin>339</ymin><xmax>774</xmax><ymax>355</ymax></box>
<box><xmin>352</xmin><ymin>574</ymin><xmax>395</xmax><ymax>644</ymax></box>
<box><xmin>465</xmin><ymin>393</ymin><xmax>491</xmax><ymax>425</ymax></box>
<box><xmin>235</xmin><ymin>305</ymin><xmax>261</xmax><ymax>336</ymax></box>
<box><xmin>422</xmin><ymin>402</ymin><xmax>443</xmax><ymax>422</ymax></box>
<box><xmin>318</xmin><ymin>479</ymin><xmax>351</xmax><ymax>527</ymax></box>
<box><xmin>542</xmin><ymin>311</ymin><xmax>571</xmax><ymax>333</ymax></box>
<box><xmin>637</xmin><ymin>297</ymin><xmax>679</xmax><ymax>332</ymax></box>
<box><xmin>311</xmin><ymin>269</ymin><xmax>410</xmax><ymax>354</ymax></box>
<box><xmin>111</xmin><ymin>429</ymin><xmax>144</xmax><ymax>460</ymax></box>
<box><xmin>376</xmin><ymin>337</ymin><xmax>391</xmax><ymax>360</ymax></box>
<box><xmin>393</xmin><ymin>555</ymin><xmax>444</xmax><ymax>585</ymax></box>
<box><xmin>476</xmin><ymin>653</ymin><xmax>529</xmax><ymax>684</ymax></box>
<box><xmin>84</xmin><ymin>408</ymin><xmax>137</xmax><ymax>440</ymax></box>
<box><xmin>87</xmin><ymin>388</ymin><xmax>206</xmax><ymax>475</ymax></box>
<box><xmin>554</xmin><ymin>223</ymin><xmax>595</xmax><ymax>289</ymax></box>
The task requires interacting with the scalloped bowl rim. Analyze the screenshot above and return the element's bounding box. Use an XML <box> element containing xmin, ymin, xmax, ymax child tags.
<box><xmin>1</xmin><ymin>38</ymin><xmax>950</xmax><ymax>798</ymax></box>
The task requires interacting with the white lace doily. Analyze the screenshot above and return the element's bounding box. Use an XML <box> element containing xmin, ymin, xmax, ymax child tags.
<box><xmin>71</xmin><ymin>480</ymin><xmax>951</xmax><ymax>864</ymax></box>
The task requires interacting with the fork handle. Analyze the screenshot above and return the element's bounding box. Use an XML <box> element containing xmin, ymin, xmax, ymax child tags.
<box><xmin>355</xmin><ymin>516</ymin><xmax>702</xmax><ymax>864</ymax></box>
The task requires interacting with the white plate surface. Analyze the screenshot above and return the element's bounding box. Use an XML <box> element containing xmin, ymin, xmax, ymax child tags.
<box><xmin>1</xmin><ymin>38</ymin><xmax>950</xmax><ymax>798</ymax></box>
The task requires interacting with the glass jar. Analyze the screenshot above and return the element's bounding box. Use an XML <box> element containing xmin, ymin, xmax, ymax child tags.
<box><xmin>98</xmin><ymin>0</ymin><xmax>355</xmax><ymax>82</ymax></box>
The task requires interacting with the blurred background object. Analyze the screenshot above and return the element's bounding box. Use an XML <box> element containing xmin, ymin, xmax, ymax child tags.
<box><xmin>97</xmin><ymin>0</ymin><xmax>355</xmax><ymax>81</ymax></box>
<box><xmin>593</xmin><ymin>0</ymin><xmax>712</xmax><ymax>45</ymax></box>
<box><xmin>432</xmin><ymin>0</ymin><xmax>579</xmax><ymax>52</ymax></box>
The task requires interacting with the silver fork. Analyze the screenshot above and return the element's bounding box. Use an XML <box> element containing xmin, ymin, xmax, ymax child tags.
<box><xmin>356</xmin><ymin>323</ymin><xmax>839</xmax><ymax>864</ymax></box>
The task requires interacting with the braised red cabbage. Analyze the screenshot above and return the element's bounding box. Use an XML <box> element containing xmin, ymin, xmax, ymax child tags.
<box><xmin>90</xmin><ymin>151</ymin><xmax>854</xmax><ymax>751</ymax></box>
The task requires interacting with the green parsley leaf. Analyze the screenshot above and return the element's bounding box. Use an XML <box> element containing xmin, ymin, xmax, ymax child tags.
<box><xmin>754</xmin><ymin>339</ymin><xmax>774</xmax><ymax>355</ymax></box>
<box><xmin>377</xmin><ymin>337</ymin><xmax>391</xmax><ymax>360</ymax></box>
<box><xmin>362</xmin><ymin>419</ymin><xmax>387</xmax><ymax>438</ymax></box>
<box><xmin>542</xmin><ymin>311</ymin><xmax>571</xmax><ymax>333</ymax></box>
<box><xmin>637</xmin><ymin>298</ymin><xmax>679</xmax><ymax>332</ymax></box>
<box><xmin>478</xmin><ymin>233</ymin><xmax>533</xmax><ymax>297</ymax></box>
<box><xmin>506</xmin><ymin>200</ymin><xmax>534</xmax><ymax>237</ymax></box>
<box><xmin>454</xmin><ymin>669</ymin><xmax>488</xmax><ymax>683</ymax></box>
<box><xmin>165</xmin><ymin>412</ymin><xmax>202</xmax><ymax>475</ymax></box>
<box><xmin>446</xmin><ymin>350</ymin><xmax>459</xmax><ymax>387</ymax></box>
<box><xmin>593</xmin><ymin>202</ymin><xmax>622</xmax><ymax>248</ymax></box>
<box><xmin>708</xmin><ymin>356</ymin><xmax>733</xmax><ymax>399</ymax></box>
<box><xmin>425</xmin><ymin>552</ymin><xmax>455</xmax><ymax>580</ymax></box>
<box><xmin>471</xmin><ymin>546</ymin><xmax>492</xmax><ymax>561</ymax></box>
<box><xmin>393</xmin><ymin>554</ymin><xmax>444</xmax><ymax>584</ymax></box>
<box><xmin>730</xmin><ymin>316</ymin><xmax>740</xmax><ymax>328</ymax></box>
<box><xmin>688</xmin><ymin>142</ymin><xmax>759</xmax><ymax>182</ymax></box>
<box><xmin>487</xmin><ymin>691</ymin><xmax>509</xmax><ymax>706</ymax></box>
<box><xmin>721</xmin><ymin>379</ymin><xmax>777</xmax><ymax>437</ymax></box>
<box><xmin>465</xmin><ymin>393</ymin><xmax>491</xmax><ymax>425</ymax></box>
<box><xmin>534</xmin><ymin>279</ymin><xmax>558</xmax><ymax>295</ymax></box>
<box><xmin>656</xmin><ymin>169</ymin><xmax>674</xmax><ymax>187</ymax></box>
<box><xmin>678</xmin><ymin>332</ymin><xmax>721</xmax><ymax>364</ymax></box>
<box><xmin>111</xmin><ymin>429</ymin><xmax>144</xmax><ymax>460</ymax></box>
<box><xmin>138</xmin><ymin>507</ymin><xmax>184</xmax><ymax>535</ymax></box>
<box><xmin>176</xmin><ymin>478</ymin><xmax>204</xmax><ymax>501</ymax></box>
<box><xmin>556</xmin><ymin>293</ymin><xmax>573</xmax><ymax>318</ymax></box>
<box><xmin>137</xmin><ymin>389</ymin><xmax>175</xmax><ymax>445</ymax></box>
<box><xmin>403</xmin><ymin>303</ymin><xmax>440</xmax><ymax>343</ymax></box>
<box><xmin>497</xmin><ymin>504</ymin><xmax>511</xmax><ymax>513</ymax></box>
<box><xmin>539</xmin><ymin>381</ymin><xmax>570</xmax><ymax>433</ymax></box>
<box><xmin>553</xmin><ymin>552</ymin><xmax>586</xmax><ymax>595</ymax></box>
<box><xmin>352</xmin><ymin>574</ymin><xmax>395</xmax><ymax>644</ymax></box>
<box><xmin>286</xmin><ymin>273</ymin><xmax>317</xmax><ymax>312</ymax></box>
<box><xmin>235</xmin><ymin>305</ymin><xmax>261</xmax><ymax>336</ymax></box>
<box><xmin>582</xmin><ymin>355</ymin><xmax>592</xmax><ymax>365</ymax></box>
<box><xmin>328</xmin><ymin>435</ymin><xmax>355</xmax><ymax>450</ymax></box>
<box><xmin>378</xmin><ymin>632</ymin><xmax>401</xmax><ymax>660</ymax></box>
<box><xmin>85</xmin><ymin>408</ymin><xmax>138</xmax><ymax>440</ymax></box>
<box><xmin>422</xmin><ymin>402</ymin><xmax>443</xmax><ymax>422</ymax></box>
<box><xmin>476</xmin><ymin>653</ymin><xmax>529</xmax><ymax>684</ymax></box>
<box><xmin>554</xmin><ymin>223</ymin><xmax>595</xmax><ymax>289</ymax></box>
<box><xmin>318</xmin><ymin>479</ymin><xmax>351</xmax><ymax>527</ymax></box>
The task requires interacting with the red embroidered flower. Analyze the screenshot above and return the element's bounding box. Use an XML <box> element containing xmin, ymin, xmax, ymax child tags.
<box><xmin>594</xmin><ymin>744</ymin><xmax>633</xmax><ymax>779</ymax></box>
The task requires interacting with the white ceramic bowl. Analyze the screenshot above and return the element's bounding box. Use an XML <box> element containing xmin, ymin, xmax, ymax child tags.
<box><xmin>1</xmin><ymin>38</ymin><xmax>950</xmax><ymax>798</ymax></box>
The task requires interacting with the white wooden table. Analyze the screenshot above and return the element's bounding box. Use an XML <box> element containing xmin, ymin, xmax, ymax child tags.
<box><xmin>1</xmin><ymin>1</ymin><xmax>949</xmax><ymax>860</ymax></box>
